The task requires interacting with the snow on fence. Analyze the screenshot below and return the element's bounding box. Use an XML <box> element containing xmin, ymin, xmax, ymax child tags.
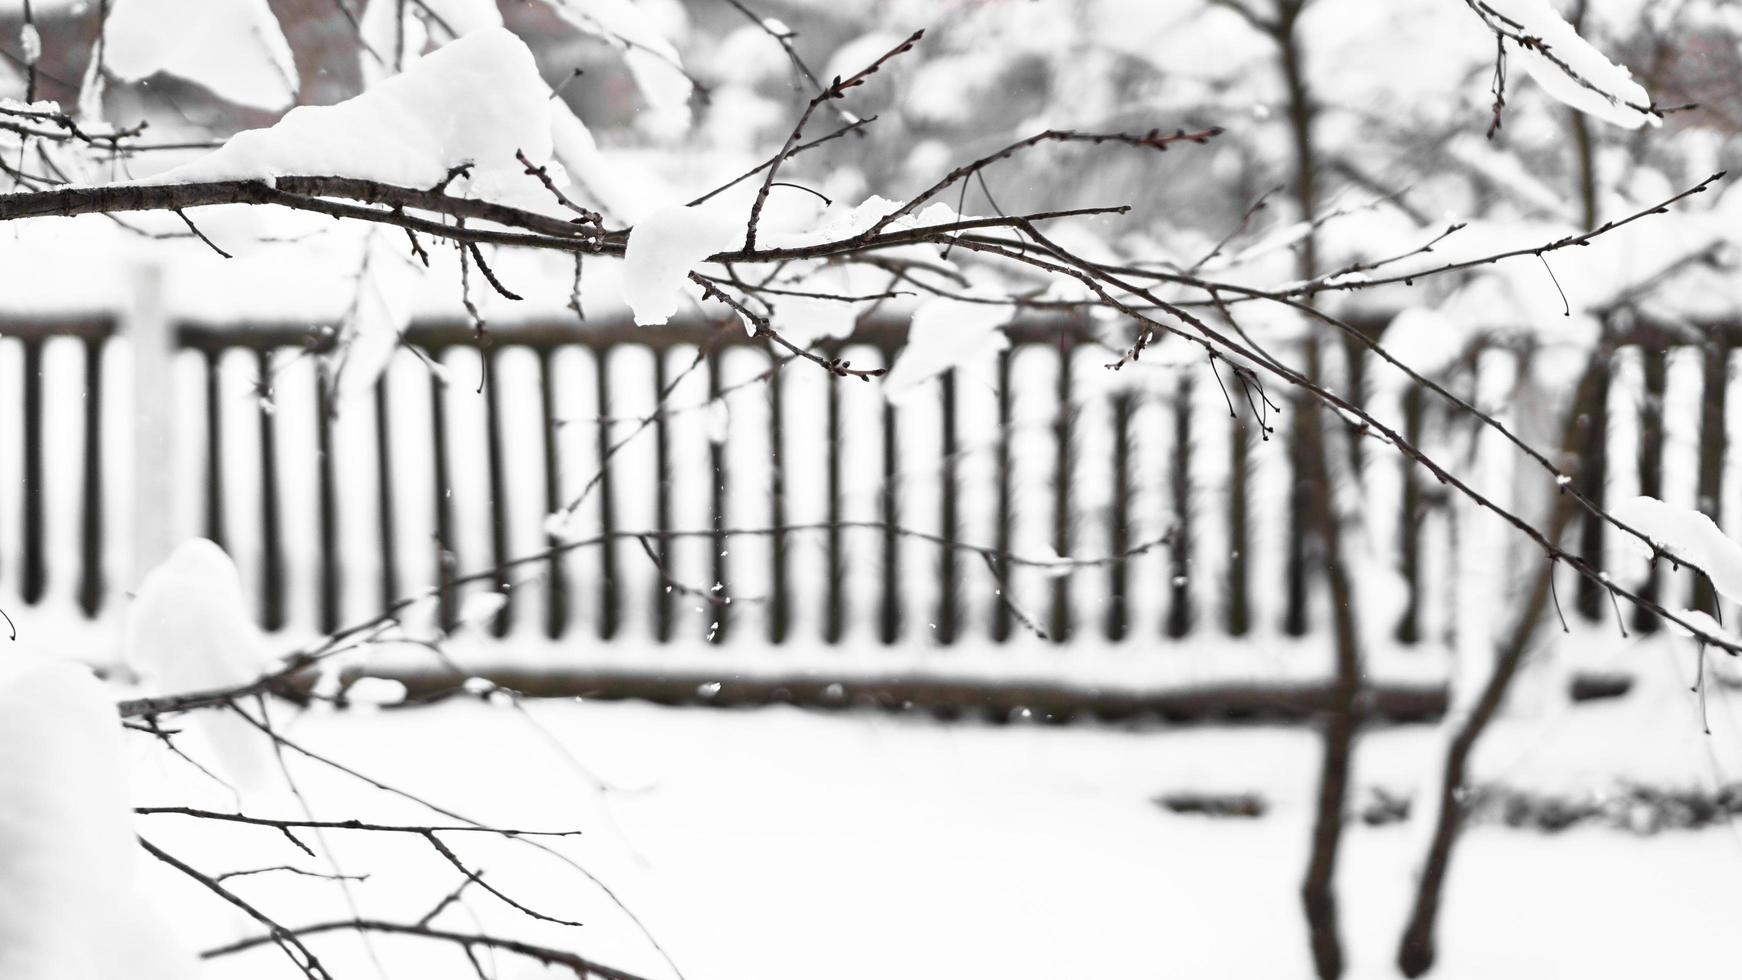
<box><xmin>0</xmin><ymin>312</ymin><xmax>1723</xmax><ymax>717</ymax></box>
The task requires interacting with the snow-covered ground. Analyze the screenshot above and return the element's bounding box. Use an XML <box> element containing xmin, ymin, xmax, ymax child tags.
<box><xmin>126</xmin><ymin>641</ymin><xmax>1742</xmax><ymax>980</ymax></box>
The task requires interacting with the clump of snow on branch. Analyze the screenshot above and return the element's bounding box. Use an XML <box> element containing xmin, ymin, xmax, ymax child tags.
<box><xmin>1611</xmin><ymin>495</ymin><xmax>1742</xmax><ymax>603</ymax></box>
<box><xmin>882</xmin><ymin>291</ymin><xmax>1013</xmax><ymax>404</ymax></box>
<box><xmin>124</xmin><ymin>538</ymin><xmax>277</xmax><ymax>789</ymax></box>
<box><xmin>762</xmin><ymin>195</ymin><xmax>974</xmax><ymax>250</ymax></box>
<box><xmin>457</xmin><ymin>590</ymin><xmax>510</xmax><ymax>629</ymax></box>
<box><xmin>766</xmin><ymin>263</ymin><xmax>874</xmax><ymax>347</ymax></box>
<box><xmin>1011</xmin><ymin>526</ymin><xmax>1078</xmax><ymax>579</ymax></box>
<box><xmin>1666</xmin><ymin>608</ymin><xmax>1738</xmax><ymax>646</ymax></box>
<box><xmin>344</xmin><ymin>676</ymin><xmax>409</xmax><ymax>706</ymax></box>
<box><xmin>622</xmin><ymin>202</ymin><xmax>741</xmax><ymax>325</ymax></box>
<box><xmin>104</xmin><ymin>0</ymin><xmax>297</xmax><ymax>110</ymax></box>
<box><xmin>1480</xmin><ymin>0</ymin><xmax>1659</xmax><ymax>129</ymax></box>
<box><xmin>146</xmin><ymin>28</ymin><xmax>552</xmax><ymax>201</ymax></box>
<box><xmin>0</xmin><ymin>651</ymin><xmax>200</xmax><ymax>980</ymax></box>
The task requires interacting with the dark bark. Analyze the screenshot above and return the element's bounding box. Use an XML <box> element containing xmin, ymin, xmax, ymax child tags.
<box><xmin>1295</xmin><ymin>338</ymin><xmax>1364</xmax><ymax>980</ymax></box>
<box><xmin>1396</xmin><ymin>350</ymin><xmax>1609</xmax><ymax>977</ymax></box>
<box><xmin>1273</xmin><ymin>3</ymin><xmax>1366</xmax><ymax>976</ymax></box>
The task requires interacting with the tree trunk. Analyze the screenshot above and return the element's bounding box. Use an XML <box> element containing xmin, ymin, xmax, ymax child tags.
<box><xmin>1396</xmin><ymin>349</ymin><xmax>1608</xmax><ymax>976</ymax></box>
<box><xmin>1274</xmin><ymin>4</ymin><xmax>1366</xmax><ymax>977</ymax></box>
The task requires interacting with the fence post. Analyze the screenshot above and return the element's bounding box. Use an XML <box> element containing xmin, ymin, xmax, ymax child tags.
<box><xmin>128</xmin><ymin>261</ymin><xmax>175</xmax><ymax>587</ymax></box>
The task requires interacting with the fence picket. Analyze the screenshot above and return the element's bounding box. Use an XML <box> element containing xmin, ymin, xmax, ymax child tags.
<box><xmin>39</xmin><ymin>338</ymin><xmax>87</xmax><ymax>616</ymax></box>
<box><xmin>1633</xmin><ymin>346</ymin><xmax>1669</xmax><ymax>633</ymax></box>
<box><xmin>953</xmin><ymin>348</ymin><xmax>1003</xmax><ymax>646</ymax></box>
<box><xmin>314</xmin><ymin>365</ymin><xmax>341</xmax><ymax>633</ymax></box>
<box><xmin>1069</xmin><ymin>346</ymin><xmax>1117</xmax><ymax>643</ymax></box>
<box><xmin>935</xmin><ymin>371</ymin><xmax>960</xmax><ymax>646</ymax></box>
<box><xmin>20</xmin><ymin>338</ymin><xmax>42</xmax><ymax>604</ymax></box>
<box><xmin>373</xmin><ymin>350</ymin><xmax>437</xmax><ymax>637</ymax></box>
<box><xmin>104</xmin><ymin>338</ymin><xmax>143</xmax><ymax>615</ymax></box>
<box><xmin>778</xmin><ymin>358</ymin><xmax>832</xmax><ymax>646</ymax></box>
<box><xmin>327</xmin><ymin>360</ymin><xmax>385</xmax><ymax>636</ymax></box>
<box><xmin>1123</xmin><ymin>374</ymin><xmax>1171</xmax><ymax>643</ymax></box>
<box><xmin>480</xmin><ymin>347</ymin><xmax>514</xmax><ymax>637</ymax></box>
<box><xmin>1573</xmin><ymin>350</ymin><xmax>1612</xmax><ymax>622</ymax></box>
<box><xmin>433</xmin><ymin>346</ymin><xmax>488</xmax><ymax>634</ymax></box>
<box><xmin>603</xmin><ymin>344</ymin><xmax>661</xmax><ymax>643</ymax></box>
<box><xmin>0</xmin><ymin>338</ymin><xmax>19</xmax><ymax>601</ymax></box>
<box><xmin>492</xmin><ymin>346</ymin><xmax>551</xmax><ymax>644</ymax></box>
<box><xmin>268</xmin><ymin>350</ymin><xmax>322</xmax><ymax>635</ymax></box>
<box><xmin>891</xmin><ymin>367</ymin><xmax>946</xmax><ymax>649</ymax></box>
<box><xmin>1165</xmin><ymin>373</ymin><xmax>1194</xmax><ymax>639</ymax></box>
<box><xmin>836</xmin><ymin>343</ymin><xmax>886</xmax><ymax>645</ymax></box>
<box><xmin>1050</xmin><ymin>341</ymin><xmax>1074</xmax><ymax>644</ymax></box>
<box><xmin>1007</xmin><ymin>345</ymin><xmax>1059</xmax><ymax>644</ymax></box>
<box><xmin>76</xmin><ymin>336</ymin><xmax>105</xmax><ymax>616</ymax></box>
<box><xmin>535</xmin><ymin>349</ymin><xmax>567</xmax><ymax>639</ymax></box>
<box><xmin>546</xmin><ymin>345</ymin><xmax>602</xmax><ymax>638</ymax></box>
<box><xmin>661</xmin><ymin>344</ymin><xmax>718</xmax><ymax>645</ymax></box>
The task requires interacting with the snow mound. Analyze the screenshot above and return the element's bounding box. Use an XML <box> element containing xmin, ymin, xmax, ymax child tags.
<box><xmin>1611</xmin><ymin>495</ymin><xmax>1742</xmax><ymax>602</ymax></box>
<box><xmin>105</xmin><ymin>0</ymin><xmax>296</xmax><ymax>110</ymax></box>
<box><xmin>123</xmin><ymin>539</ymin><xmax>278</xmax><ymax>789</ymax></box>
<box><xmin>145</xmin><ymin>28</ymin><xmax>552</xmax><ymax>199</ymax></box>
<box><xmin>0</xmin><ymin>651</ymin><xmax>201</xmax><ymax>980</ymax></box>
<box><xmin>126</xmin><ymin>539</ymin><xmax>272</xmax><ymax>691</ymax></box>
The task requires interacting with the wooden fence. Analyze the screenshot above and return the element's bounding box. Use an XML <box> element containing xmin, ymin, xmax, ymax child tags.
<box><xmin>0</xmin><ymin>313</ymin><xmax>1728</xmax><ymax>714</ymax></box>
